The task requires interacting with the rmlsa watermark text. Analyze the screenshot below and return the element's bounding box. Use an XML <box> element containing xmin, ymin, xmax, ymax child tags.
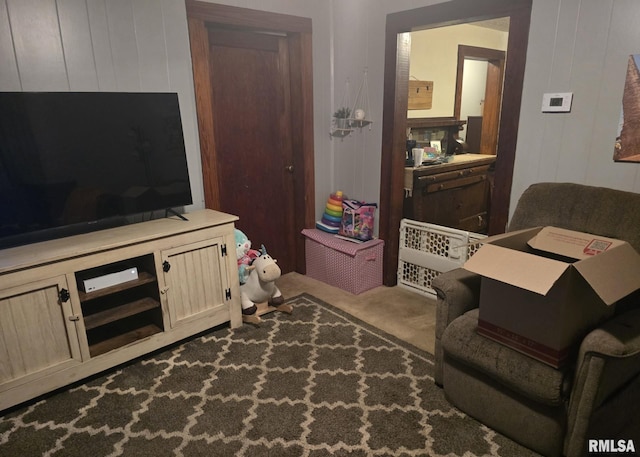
<box><xmin>589</xmin><ymin>439</ymin><xmax>636</xmax><ymax>454</ymax></box>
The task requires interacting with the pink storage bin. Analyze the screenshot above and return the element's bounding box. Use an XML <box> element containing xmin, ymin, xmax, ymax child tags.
<box><xmin>302</xmin><ymin>228</ymin><xmax>384</xmax><ymax>295</ymax></box>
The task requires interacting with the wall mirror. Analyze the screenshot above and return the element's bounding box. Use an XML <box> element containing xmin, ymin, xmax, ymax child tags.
<box><xmin>408</xmin><ymin>18</ymin><xmax>509</xmax><ymax>155</ymax></box>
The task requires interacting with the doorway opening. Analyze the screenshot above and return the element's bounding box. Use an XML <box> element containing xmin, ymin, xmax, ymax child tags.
<box><xmin>455</xmin><ymin>44</ymin><xmax>507</xmax><ymax>156</ymax></box>
<box><xmin>379</xmin><ymin>0</ymin><xmax>532</xmax><ymax>285</ymax></box>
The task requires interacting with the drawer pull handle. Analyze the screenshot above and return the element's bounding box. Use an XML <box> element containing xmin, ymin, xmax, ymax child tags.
<box><xmin>59</xmin><ymin>288</ymin><xmax>70</xmax><ymax>303</ymax></box>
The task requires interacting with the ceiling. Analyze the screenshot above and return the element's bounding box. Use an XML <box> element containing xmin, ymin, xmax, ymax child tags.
<box><xmin>472</xmin><ymin>17</ymin><xmax>510</xmax><ymax>32</ymax></box>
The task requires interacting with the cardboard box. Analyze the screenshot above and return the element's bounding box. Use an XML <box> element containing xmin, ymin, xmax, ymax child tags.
<box><xmin>302</xmin><ymin>228</ymin><xmax>383</xmax><ymax>295</ymax></box>
<box><xmin>464</xmin><ymin>226</ymin><xmax>640</xmax><ymax>367</ymax></box>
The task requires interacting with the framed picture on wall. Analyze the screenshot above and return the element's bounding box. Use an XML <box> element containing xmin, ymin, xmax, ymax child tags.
<box><xmin>614</xmin><ymin>54</ymin><xmax>640</xmax><ymax>162</ymax></box>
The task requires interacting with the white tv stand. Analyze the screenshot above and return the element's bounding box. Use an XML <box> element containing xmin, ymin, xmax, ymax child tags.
<box><xmin>0</xmin><ymin>209</ymin><xmax>242</xmax><ymax>411</ymax></box>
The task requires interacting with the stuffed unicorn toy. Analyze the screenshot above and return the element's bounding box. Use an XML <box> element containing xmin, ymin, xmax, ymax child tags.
<box><xmin>240</xmin><ymin>245</ymin><xmax>291</xmax><ymax>324</ymax></box>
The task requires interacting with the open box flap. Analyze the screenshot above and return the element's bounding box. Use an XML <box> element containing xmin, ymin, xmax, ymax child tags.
<box><xmin>464</xmin><ymin>243</ymin><xmax>570</xmax><ymax>295</ymax></box>
<box><xmin>574</xmin><ymin>243</ymin><xmax>640</xmax><ymax>305</ymax></box>
<box><xmin>480</xmin><ymin>227</ymin><xmax>543</xmax><ymax>248</ymax></box>
<box><xmin>527</xmin><ymin>227</ymin><xmax>625</xmax><ymax>260</ymax></box>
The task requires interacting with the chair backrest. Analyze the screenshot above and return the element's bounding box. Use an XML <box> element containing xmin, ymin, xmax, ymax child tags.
<box><xmin>508</xmin><ymin>182</ymin><xmax>640</xmax><ymax>252</ymax></box>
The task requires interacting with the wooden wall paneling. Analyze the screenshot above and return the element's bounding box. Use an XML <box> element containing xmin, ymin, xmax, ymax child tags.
<box><xmin>104</xmin><ymin>0</ymin><xmax>140</xmax><ymax>90</ymax></box>
<box><xmin>162</xmin><ymin>0</ymin><xmax>194</xmax><ymax>93</ymax></box>
<box><xmin>557</xmin><ymin>0</ymin><xmax>614</xmax><ymax>184</ymax></box>
<box><xmin>133</xmin><ymin>0</ymin><xmax>170</xmax><ymax>91</ymax></box>
<box><xmin>186</xmin><ymin>17</ymin><xmax>221</xmax><ymax>209</ymax></box>
<box><xmin>7</xmin><ymin>0</ymin><xmax>67</xmax><ymax>90</ymax></box>
<box><xmin>379</xmin><ymin>31</ymin><xmax>411</xmax><ymax>287</ymax></box>
<box><xmin>86</xmin><ymin>0</ymin><xmax>117</xmax><ymax>90</ymax></box>
<box><xmin>57</xmin><ymin>0</ymin><xmax>100</xmax><ymax>91</ymax></box>
<box><xmin>585</xmin><ymin>1</ymin><xmax>639</xmax><ymax>191</ymax></box>
<box><xmin>0</xmin><ymin>0</ymin><xmax>21</xmax><ymax>90</ymax></box>
<box><xmin>535</xmin><ymin>0</ymin><xmax>581</xmax><ymax>183</ymax></box>
<box><xmin>489</xmin><ymin>4</ymin><xmax>531</xmax><ymax>234</ymax></box>
<box><xmin>162</xmin><ymin>0</ymin><xmax>204</xmax><ymax>205</ymax></box>
<box><xmin>287</xmin><ymin>30</ymin><xmax>316</xmax><ymax>273</ymax></box>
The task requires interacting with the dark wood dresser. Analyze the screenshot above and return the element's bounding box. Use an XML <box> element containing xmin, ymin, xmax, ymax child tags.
<box><xmin>403</xmin><ymin>154</ymin><xmax>496</xmax><ymax>233</ymax></box>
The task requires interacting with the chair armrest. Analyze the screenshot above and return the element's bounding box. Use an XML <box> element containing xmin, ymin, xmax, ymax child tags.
<box><xmin>579</xmin><ymin>309</ymin><xmax>640</xmax><ymax>359</ymax></box>
<box><xmin>432</xmin><ymin>268</ymin><xmax>482</xmax><ymax>336</ymax></box>
<box><xmin>565</xmin><ymin>307</ymin><xmax>640</xmax><ymax>456</ymax></box>
<box><xmin>431</xmin><ymin>268</ymin><xmax>482</xmax><ymax>386</ymax></box>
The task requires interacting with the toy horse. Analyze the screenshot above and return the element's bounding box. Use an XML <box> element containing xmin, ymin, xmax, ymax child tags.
<box><xmin>240</xmin><ymin>245</ymin><xmax>292</xmax><ymax>324</ymax></box>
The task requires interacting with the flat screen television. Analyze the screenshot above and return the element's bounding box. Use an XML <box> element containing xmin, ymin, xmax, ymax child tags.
<box><xmin>0</xmin><ymin>91</ymin><xmax>193</xmax><ymax>249</ymax></box>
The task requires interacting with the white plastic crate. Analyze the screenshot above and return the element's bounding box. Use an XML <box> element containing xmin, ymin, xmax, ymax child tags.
<box><xmin>397</xmin><ymin>219</ymin><xmax>486</xmax><ymax>297</ymax></box>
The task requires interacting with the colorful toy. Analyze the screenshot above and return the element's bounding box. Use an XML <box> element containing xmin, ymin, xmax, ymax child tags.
<box><xmin>240</xmin><ymin>245</ymin><xmax>291</xmax><ymax>324</ymax></box>
<box><xmin>316</xmin><ymin>190</ymin><xmax>344</xmax><ymax>234</ymax></box>
<box><xmin>235</xmin><ymin>229</ymin><xmax>259</xmax><ymax>284</ymax></box>
<box><xmin>234</xmin><ymin>229</ymin><xmax>260</xmax><ymax>316</ymax></box>
<box><xmin>339</xmin><ymin>199</ymin><xmax>377</xmax><ymax>241</ymax></box>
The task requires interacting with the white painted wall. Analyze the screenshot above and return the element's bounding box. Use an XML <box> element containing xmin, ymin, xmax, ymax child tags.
<box><xmin>331</xmin><ymin>0</ymin><xmax>640</xmax><ymax>225</ymax></box>
<box><xmin>511</xmin><ymin>0</ymin><xmax>640</xmax><ymax>214</ymax></box>
<box><xmin>0</xmin><ymin>0</ymin><xmax>333</xmax><ymax>219</ymax></box>
<box><xmin>0</xmin><ymin>0</ymin><xmax>211</xmax><ymax>212</ymax></box>
<box><xmin>459</xmin><ymin>60</ymin><xmax>488</xmax><ymax>142</ymax></box>
<box><xmin>408</xmin><ymin>23</ymin><xmax>508</xmax><ymax>119</ymax></box>
<box><xmin>1</xmin><ymin>0</ymin><xmax>640</xmax><ymax>237</ymax></box>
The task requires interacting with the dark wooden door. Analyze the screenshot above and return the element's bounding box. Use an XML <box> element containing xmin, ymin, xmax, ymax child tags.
<box><xmin>207</xmin><ymin>28</ymin><xmax>296</xmax><ymax>273</ymax></box>
<box><xmin>187</xmin><ymin>2</ymin><xmax>314</xmax><ymax>276</ymax></box>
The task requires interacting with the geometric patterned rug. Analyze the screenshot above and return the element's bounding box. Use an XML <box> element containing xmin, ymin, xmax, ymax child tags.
<box><xmin>0</xmin><ymin>293</ymin><xmax>540</xmax><ymax>457</ymax></box>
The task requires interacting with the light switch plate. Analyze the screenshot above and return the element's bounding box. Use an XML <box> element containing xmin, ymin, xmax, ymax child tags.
<box><xmin>541</xmin><ymin>92</ymin><xmax>573</xmax><ymax>113</ymax></box>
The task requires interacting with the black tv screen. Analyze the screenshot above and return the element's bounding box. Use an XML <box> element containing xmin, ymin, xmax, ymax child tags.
<box><xmin>0</xmin><ymin>92</ymin><xmax>193</xmax><ymax>249</ymax></box>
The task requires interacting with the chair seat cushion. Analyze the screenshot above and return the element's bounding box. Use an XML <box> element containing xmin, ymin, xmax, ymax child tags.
<box><xmin>442</xmin><ymin>309</ymin><xmax>572</xmax><ymax>406</ymax></box>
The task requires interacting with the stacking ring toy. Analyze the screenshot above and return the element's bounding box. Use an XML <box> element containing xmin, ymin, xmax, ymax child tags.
<box><xmin>322</xmin><ymin>213</ymin><xmax>342</xmax><ymax>223</ymax></box>
<box><xmin>326</xmin><ymin>203</ymin><xmax>342</xmax><ymax>213</ymax></box>
<box><xmin>325</xmin><ymin>208</ymin><xmax>342</xmax><ymax>218</ymax></box>
<box><xmin>321</xmin><ymin>216</ymin><xmax>341</xmax><ymax>227</ymax></box>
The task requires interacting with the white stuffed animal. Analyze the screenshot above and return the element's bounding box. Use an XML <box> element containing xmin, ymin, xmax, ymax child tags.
<box><xmin>240</xmin><ymin>246</ymin><xmax>291</xmax><ymax>323</ymax></box>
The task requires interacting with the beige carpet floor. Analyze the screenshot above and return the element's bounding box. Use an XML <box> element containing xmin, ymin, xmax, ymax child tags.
<box><xmin>276</xmin><ymin>272</ymin><xmax>436</xmax><ymax>354</ymax></box>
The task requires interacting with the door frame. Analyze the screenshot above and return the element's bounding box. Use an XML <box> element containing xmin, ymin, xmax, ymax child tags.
<box><xmin>185</xmin><ymin>0</ymin><xmax>315</xmax><ymax>273</ymax></box>
<box><xmin>379</xmin><ymin>0</ymin><xmax>532</xmax><ymax>285</ymax></box>
<box><xmin>454</xmin><ymin>45</ymin><xmax>506</xmax><ymax>156</ymax></box>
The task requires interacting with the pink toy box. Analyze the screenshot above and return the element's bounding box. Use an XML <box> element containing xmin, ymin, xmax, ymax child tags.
<box><xmin>302</xmin><ymin>228</ymin><xmax>384</xmax><ymax>295</ymax></box>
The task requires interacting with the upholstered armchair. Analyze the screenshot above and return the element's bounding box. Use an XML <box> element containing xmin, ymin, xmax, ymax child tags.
<box><xmin>432</xmin><ymin>182</ymin><xmax>640</xmax><ymax>457</ymax></box>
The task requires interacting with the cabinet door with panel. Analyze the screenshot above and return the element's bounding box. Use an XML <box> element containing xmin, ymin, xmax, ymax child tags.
<box><xmin>406</xmin><ymin>161</ymin><xmax>492</xmax><ymax>233</ymax></box>
<box><xmin>0</xmin><ymin>275</ymin><xmax>83</xmax><ymax>395</ymax></box>
<box><xmin>427</xmin><ymin>178</ymin><xmax>489</xmax><ymax>232</ymax></box>
<box><xmin>160</xmin><ymin>238</ymin><xmax>231</xmax><ymax>327</ymax></box>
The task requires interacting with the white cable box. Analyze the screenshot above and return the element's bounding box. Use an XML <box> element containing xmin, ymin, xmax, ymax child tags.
<box><xmin>81</xmin><ymin>267</ymin><xmax>139</xmax><ymax>293</ymax></box>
